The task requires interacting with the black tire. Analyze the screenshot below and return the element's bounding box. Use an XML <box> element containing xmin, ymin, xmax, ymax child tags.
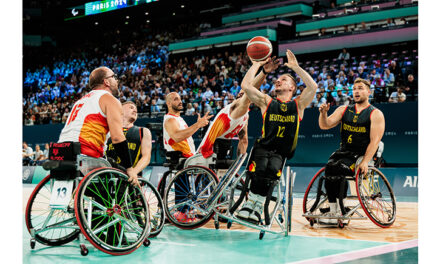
<box><xmin>74</xmin><ymin>168</ymin><xmax>150</xmax><ymax>256</ymax></box>
<box><xmin>259</xmin><ymin>231</ymin><xmax>265</xmax><ymax>240</ymax></box>
<box><xmin>303</xmin><ymin>168</ymin><xmax>329</xmax><ymax>221</ymax></box>
<box><xmin>25</xmin><ymin>174</ymin><xmax>80</xmax><ymax>246</ymax></box>
<box><xmin>138</xmin><ymin>178</ymin><xmax>165</xmax><ymax>238</ymax></box>
<box><xmin>157</xmin><ymin>170</ymin><xmax>172</xmax><ymax>200</ymax></box>
<box><xmin>164</xmin><ymin>166</ymin><xmax>219</xmax><ymax>229</ymax></box>
<box><xmin>356</xmin><ymin>167</ymin><xmax>397</xmax><ymax>228</ymax></box>
<box><xmin>287</xmin><ymin>169</ymin><xmax>294</xmax><ymax>233</ymax></box>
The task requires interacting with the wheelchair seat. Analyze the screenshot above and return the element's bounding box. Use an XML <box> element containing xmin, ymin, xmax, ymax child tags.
<box><xmin>214</xmin><ymin>159</ymin><xmax>235</xmax><ymax>170</ymax></box>
<box><xmin>164</xmin><ymin>151</ymin><xmax>185</xmax><ymax>170</ymax></box>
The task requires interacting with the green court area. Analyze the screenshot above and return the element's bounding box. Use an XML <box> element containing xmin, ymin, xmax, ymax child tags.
<box><xmin>24</xmin><ymin>223</ymin><xmax>399</xmax><ymax>264</ymax></box>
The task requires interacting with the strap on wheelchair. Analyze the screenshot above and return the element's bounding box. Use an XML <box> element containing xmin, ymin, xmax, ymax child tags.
<box><xmin>107</xmin><ymin>157</ymin><xmax>126</xmax><ymax>171</ymax></box>
<box><xmin>215</xmin><ymin>159</ymin><xmax>235</xmax><ymax>170</ymax></box>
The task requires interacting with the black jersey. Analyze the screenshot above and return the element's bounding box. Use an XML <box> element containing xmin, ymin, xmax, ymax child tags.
<box><xmin>340</xmin><ymin>104</ymin><xmax>376</xmax><ymax>155</ymax></box>
<box><xmin>257</xmin><ymin>98</ymin><xmax>301</xmax><ymax>159</ymax></box>
<box><xmin>106</xmin><ymin>125</ymin><xmax>143</xmax><ymax>168</ymax></box>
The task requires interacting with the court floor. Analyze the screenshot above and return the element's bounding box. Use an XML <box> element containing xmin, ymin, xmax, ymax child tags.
<box><xmin>23</xmin><ymin>185</ymin><xmax>418</xmax><ymax>264</ymax></box>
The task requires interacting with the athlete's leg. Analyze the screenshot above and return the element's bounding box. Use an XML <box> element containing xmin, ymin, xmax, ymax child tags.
<box><xmin>321</xmin><ymin>150</ymin><xmax>356</xmax><ymax>224</ymax></box>
<box><xmin>237</xmin><ymin>147</ymin><xmax>283</xmax><ymax>223</ymax></box>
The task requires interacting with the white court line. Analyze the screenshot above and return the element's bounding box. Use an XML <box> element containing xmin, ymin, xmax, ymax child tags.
<box><xmin>288</xmin><ymin>239</ymin><xmax>418</xmax><ymax>264</ymax></box>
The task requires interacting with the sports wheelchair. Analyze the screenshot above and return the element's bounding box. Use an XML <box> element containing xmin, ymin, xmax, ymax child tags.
<box><xmin>25</xmin><ymin>142</ymin><xmax>165</xmax><ymax>256</ymax></box>
<box><xmin>157</xmin><ymin>139</ymin><xmax>237</xmax><ymax>200</ymax></box>
<box><xmin>162</xmin><ymin>145</ymin><xmax>296</xmax><ymax>240</ymax></box>
<box><xmin>302</xmin><ymin>142</ymin><xmax>397</xmax><ymax>228</ymax></box>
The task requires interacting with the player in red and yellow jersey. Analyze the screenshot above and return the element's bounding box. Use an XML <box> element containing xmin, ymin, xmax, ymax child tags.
<box><xmin>58</xmin><ymin>66</ymin><xmax>139</xmax><ymax>186</ymax></box>
<box><xmin>196</xmin><ymin>57</ymin><xmax>281</xmax><ymax>160</ymax></box>
<box><xmin>163</xmin><ymin>92</ymin><xmax>212</xmax><ymax>222</ymax></box>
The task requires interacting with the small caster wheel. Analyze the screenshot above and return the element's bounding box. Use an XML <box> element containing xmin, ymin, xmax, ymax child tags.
<box><xmin>338</xmin><ymin>220</ymin><xmax>344</xmax><ymax>229</ymax></box>
<box><xmin>278</xmin><ymin>214</ymin><xmax>284</xmax><ymax>224</ymax></box>
<box><xmin>309</xmin><ymin>219</ymin><xmax>314</xmax><ymax>227</ymax></box>
<box><xmin>143</xmin><ymin>239</ymin><xmax>151</xmax><ymax>247</ymax></box>
<box><xmin>214</xmin><ymin>221</ymin><xmax>219</xmax><ymax>230</ymax></box>
<box><xmin>30</xmin><ymin>239</ymin><xmax>36</xmax><ymax>249</ymax></box>
<box><xmin>259</xmin><ymin>231</ymin><xmax>265</xmax><ymax>240</ymax></box>
<box><xmin>227</xmin><ymin>221</ymin><xmax>232</xmax><ymax>229</ymax></box>
<box><xmin>80</xmin><ymin>244</ymin><xmax>88</xmax><ymax>256</ymax></box>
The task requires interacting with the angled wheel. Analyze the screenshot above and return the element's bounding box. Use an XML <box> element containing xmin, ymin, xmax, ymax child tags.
<box><xmin>74</xmin><ymin>167</ymin><xmax>150</xmax><ymax>256</ymax></box>
<box><xmin>164</xmin><ymin>166</ymin><xmax>219</xmax><ymax>229</ymax></box>
<box><xmin>302</xmin><ymin>168</ymin><xmax>329</xmax><ymax>221</ymax></box>
<box><xmin>138</xmin><ymin>178</ymin><xmax>165</xmax><ymax>238</ymax></box>
<box><xmin>25</xmin><ymin>174</ymin><xmax>80</xmax><ymax>246</ymax></box>
<box><xmin>356</xmin><ymin>167</ymin><xmax>397</xmax><ymax>228</ymax></box>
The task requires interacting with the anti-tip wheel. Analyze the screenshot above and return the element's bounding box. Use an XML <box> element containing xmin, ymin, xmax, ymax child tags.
<box><xmin>143</xmin><ymin>239</ymin><xmax>151</xmax><ymax>247</ymax></box>
<box><xmin>278</xmin><ymin>214</ymin><xmax>284</xmax><ymax>224</ymax></box>
<box><xmin>80</xmin><ymin>244</ymin><xmax>88</xmax><ymax>256</ymax></box>
<box><xmin>30</xmin><ymin>239</ymin><xmax>36</xmax><ymax>249</ymax></box>
<box><xmin>227</xmin><ymin>221</ymin><xmax>232</xmax><ymax>229</ymax></box>
<box><xmin>259</xmin><ymin>231</ymin><xmax>265</xmax><ymax>240</ymax></box>
<box><xmin>338</xmin><ymin>220</ymin><xmax>345</xmax><ymax>229</ymax></box>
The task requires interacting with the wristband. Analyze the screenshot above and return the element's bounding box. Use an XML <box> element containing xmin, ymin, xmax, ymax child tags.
<box><xmin>113</xmin><ymin>140</ymin><xmax>133</xmax><ymax>169</ymax></box>
<box><xmin>262</xmin><ymin>68</ymin><xmax>268</xmax><ymax>75</ymax></box>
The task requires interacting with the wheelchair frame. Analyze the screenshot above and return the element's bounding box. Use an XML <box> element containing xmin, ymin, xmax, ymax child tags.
<box><xmin>163</xmin><ymin>152</ymin><xmax>296</xmax><ymax>239</ymax></box>
<box><xmin>25</xmin><ymin>154</ymin><xmax>155</xmax><ymax>256</ymax></box>
<box><xmin>302</xmin><ymin>162</ymin><xmax>396</xmax><ymax>228</ymax></box>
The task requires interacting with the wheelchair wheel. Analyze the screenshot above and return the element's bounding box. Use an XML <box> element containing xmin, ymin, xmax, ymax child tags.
<box><xmin>302</xmin><ymin>167</ymin><xmax>328</xmax><ymax>222</ymax></box>
<box><xmin>356</xmin><ymin>167</ymin><xmax>396</xmax><ymax>228</ymax></box>
<box><xmin>74</xmin><ymin>168</ymin><xmax>150</xmax><ymax>255</ymax></box>
<box><xmin>286</xmin><ymin>170</ymin><xmax>294</xmax><ymax>233</ymax></box>
<box><xmin>25</xmin><ymin>174</ymin><xmax>80</xmax><ymax>246</ymax></box>
<box><xmin>138</xmin><ymin>178</ymin><xmax>165</xmax><ymax>238</ymax></box>
<box><xmin>164</xmin><ymin>166</ymin><xmax>219</xmax><ymax>229</ymax></box>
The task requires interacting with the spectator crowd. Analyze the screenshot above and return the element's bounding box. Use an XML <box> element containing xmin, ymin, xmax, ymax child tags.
<box><xmin>23</xmin><ymin>29</ymin><xmax>418</xmax><ymax>126</ymax></box>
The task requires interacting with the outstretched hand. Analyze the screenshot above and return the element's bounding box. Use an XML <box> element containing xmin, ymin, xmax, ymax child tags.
<box><xmin>197</xmin><ymin>111</ymin><xmax>213</xmax><ymax>128</ymax></box>
<box><xmin>284</xmin><ymin>49</ymin><xmax>299</xmax><ymax>69</ymax></box>
<box><xmin>263</xmin><ymin>56</ymin><xmax>281</xmax><ymax>73</ymax></box>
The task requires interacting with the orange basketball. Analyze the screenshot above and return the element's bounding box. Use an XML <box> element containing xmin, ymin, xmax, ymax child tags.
<box><xmin>246</xmin><ymin>36</ymin><xmax>272</xmax><ymax>61</ymax></box>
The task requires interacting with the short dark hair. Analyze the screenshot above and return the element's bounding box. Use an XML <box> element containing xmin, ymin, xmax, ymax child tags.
<box><xmin>89</xmin><ymin>67</ymin><xmax>108</xmax><ymax>89</ymax></box>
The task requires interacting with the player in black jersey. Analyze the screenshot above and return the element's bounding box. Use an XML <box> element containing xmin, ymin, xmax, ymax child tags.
<box><xmin>237</xmin><ymin>50</ymin><xmax>318</xmax><ymax>223</ymax></box>
<box><xmin>318</xmin><ymin>78</ymin><xmax>385</xmax><ymax>224</ymax></box>
<box><xmin>106</xmin><ymin>101</ymin><xmax>152</xmax><ymax>187</ymax></box>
